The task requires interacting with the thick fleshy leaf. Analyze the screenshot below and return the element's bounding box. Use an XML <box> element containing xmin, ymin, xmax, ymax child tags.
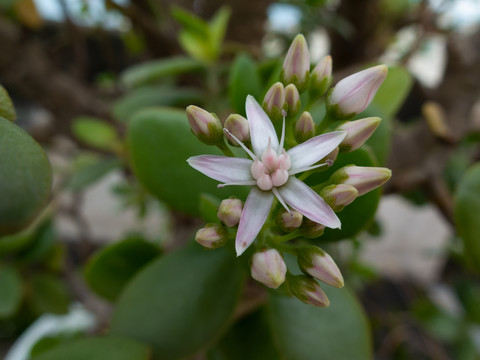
<box><xmin>28</xmin><ymin>273</ymin><xmax>70</xmax><ymax>315</ymax></box>
<box><xmin>245</xmin><ymin>95</ymin><xmax>279</xmax><ymax>157</ymax></box>
<box><xmin>31</xmin><ymin>336</ymin><xmax>152</xmax><ymax>360</ymax></box>
<box><xmin>0</xmin><ymin>85</ymin><xmax>16</xmax><ymax>122</ymax></box>
<box><xmin>110</xmin><ymin>244</ymin><xmax>245</xmax><ymax>359</ymax></box>
<box><xmin>229</xmin><ymin>54</ymin><xmax>262</xmax><ymax>115</ymax></box>
<box><xmin>0</xmin><ymin>116</ymin><xmax>52</xmax><ymax>236</ymax></box>
<box><xmin>187</xmin><ymin>155</ymin><xmax>253</xmax><ymax>183</ymax></box>
<box><xmin>287</xmin><ymin>131</ymin><xmax>346</xmax><ymax>171</ymax></box>
<box><xmin>0</xmin><ymin>266</ymin><xmax>22</xmax><ymax>318</ymax></box>
<box><xmin>278</xmin><ymin>177</ymin><xmax>340</xmax><ymax>229</ymax></box>
<box><xmin>236</xmin><ymin>187</ymin><xmax>274</xmax><ymax>256</ymax></box>
<box><xmin>454</xmin><ymin>162</ymin><xmax>480</xmax><ymax>271</ymax></box>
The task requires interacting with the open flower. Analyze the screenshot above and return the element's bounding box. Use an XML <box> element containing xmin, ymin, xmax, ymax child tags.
<box><xmin>187</xmin><ymin>96</ymin><xmax>346</xmax><ymax>256</ymax></box>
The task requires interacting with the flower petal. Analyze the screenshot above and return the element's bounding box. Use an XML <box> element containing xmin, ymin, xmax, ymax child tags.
<box><xmin>236</xmin><ymin>187</ymin><xmax>274</xmax><ymax>256</ymax></box>
<box><xmin>246</xmin><ymin>95</ymin><xmax>279</xmax><ymax>157</ymax></box>
<box><xmin>278</xmin><ymin>177</ymin><xmax>340</xmax><ymax>229</ymax></box>
<box><xmin>187</xmin><ymin>155</ymin><xmax>253</xmax><ymax>183</ymax></box>
<box><xmin>287</xmin><ymin>131</ymin><xmax>346</xmax><ymax>171</ymax></box>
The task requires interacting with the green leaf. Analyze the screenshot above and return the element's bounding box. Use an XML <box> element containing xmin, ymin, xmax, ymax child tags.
<box><xmin>0</xmin><ymin>85</ymin><xmax>16</xmax><ymax>122</ymax></box>
<box><xmin>209</xmin><ymin>7</ymin><xmax>231</xmax><ymax>56</ymax></box>
<box><xmin>199</xmin><ymin>194</ymin><xmax>221</xmax><ymax>223</ymax></box>
<box><xmin>18</xmin><ymin>220</ymin><xmax>55</xmax><ymax>264</ymax></box>
<box><xmin>68</xmin><ymin>157</ymin><xmax>121</xmax><ymax>191</ymax></box>
<box><xmin>171</xmin><ymin>7</ymin><xmax>210</xmax><ymax>38</ymax></box>
<box><xmin>72</xmin><ymin>117</ymin><xmax>119</xmax><ymax>151</ymax></box>
<box><xmin>112</xmin><ymin>86</ymin><xmax>203</xmax><ymax>123</ymax></box>
<box><xmin>84</xmin><ymin>238</ymin><xmax>161</xmax><ymax>302</ymax></box>
<box><xmin>454</xmin><ymin>162</ymin><xmax>480</xmax><ymax>271</ymax></box>
<box><xmin>110</xmin><ymin>243</ymin><xmax>245</xmax><ymax>359</ymax></box>
<box><xmin>29</xmin><ymin>273</ymin><xmax>70</xmax><ymax>315</ymax></box>
<box><xmin>121</xmin><ymin>57</ymin><xmax>203</xmax><ymax>88</ymax></box>
<box><xmin>211</xmin><ymin>309</ymin><xmax>281</xmax><ymax>360</ymax></box>
<box><xmin>127</xmin><ymin>107</ymin><xmax>248</xmax><ymax>215</ymax></box>
<box><xmin>267</xmin><ymin>287</ymin><xmax>372</xmax><ymax>360</ymax></box>
<box><xmin>308</xmin><ymin>147</ymin><xmax>381</xmax><ymax>241</ymax></box>
<box><xmin>228</xmin><ymin>54</ymin><xmax>262</xmax><ymax>115</ymax></box>
<box><xmin>178</xmin><ymin>31</ymin><xmax>213</xmax><ymax>63</ymax></box>
<box><xmin>31</xmin><ymin>336</ymin><xmax>152</xmax><ymax>360</ymax></box>
<box><xmin>0</xmin><ymin>117</ymin><xmax>52</xmax><ymax>236</ymax></box>
<box><xmin>0</xmin><ymin>265</ymin><xmax>22</xmax><ymax>318</ymax></box>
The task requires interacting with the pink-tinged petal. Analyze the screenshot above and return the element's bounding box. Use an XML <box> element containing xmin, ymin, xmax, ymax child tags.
<box><xmin>245</xmin><ymin>95</ymin><xmax>279</xmax><ymax>157</ymax></box>
<box><xmin>236</xmin><ymin>187</ymin><xmax>274</xmax><ymax>256</ymax></box>
<box><xmin>278</xmin><ymin>177</ymin><xmax>340</xmax><ymax>229</ymax></box>
<box><xmin>187</xmin><ymin>155</ymin><xmax>253</xmax><ymax>183</ymax></box>
<box><xmin>287</xmin><ymin>131</ymin><xmax>346</xmax><ymax>171</ymax></box>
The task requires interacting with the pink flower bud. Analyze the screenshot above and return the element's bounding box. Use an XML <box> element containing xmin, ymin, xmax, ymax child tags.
<box><xmin>276</xmin><ymin>209</ymin><xmax>303</xmax><ymax>231</ymax></box>
<box><xmin>327</xmin><ymin>65</ymin><xmax>388</xmax><ymax>118</ymax></box>
<box><xmin>295</xmin><ymin>111</ymin><xmax>316</xmax><ymax>143</ymax></box>
<box><xmin>251</xmin><ymin>248</ymin><xmax>287</xmax><ymax>289</ymax></box>
<box><xmin>285</xmin><ymin>84</ymin><xmax>301</xmax><ymax>116</ymax></box>
<box><xmin>289</xmin><ymin>275</ymin><xmax>330</xmax><ymax>307</ymax></box>
<box><xmin>280</xmin><ymin>34</ymin><xmax>310</xmax><ymax>92</ymax></box>
<box><xmin>320</xmin><ymin>184</ymin><xmax>358</xmax><ymax>212</ymax></box>
<box><xmin>263</xmin><ymin>82</ymin><xmax>286</xmax><ymax>122</ymax></box>
<box><xmin>224</xmin><ymin>114</ymin><xmax>250</xmax><ymax>146</ymax></box>
<box><xmin>332</xmin><ymin>165</ymin><xmax>392</xmax><ymax>196</ymax></box>
<box><xmin>337</xmin><ymin>117</ymin><xmax>381</xmax><ymax>152</ymax></box>
<box><xmin>298</xmin><ymin>247</ymin><xmax>344</xmax><ymax>288</ymax></box>
<box><xmin>186</xmin><ymin>105</ymin><xmax>223</xmax><ymax>145</ymax></box>
<box><xmin>301</xmin><ymin>219</ymin><xmax>325</xmax><ymax>239</ymax></box>
<box><xmin>309</xmin><ymin>55</ymin><xmax>332</xmax><ymax>97</ymax></box>
<box><xmin>195</xmin><ymin>223</ymin><xmax>228</xmax><ymax>249</ymax></box>
<box><xmin>217</xmin><ymin>197</ymin><xmax>243</xmax><ymax>227</ymax></box>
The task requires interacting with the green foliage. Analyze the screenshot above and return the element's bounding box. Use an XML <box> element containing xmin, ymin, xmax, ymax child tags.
<box><xmin>121</xmin><ymin>57</ymin><xmax>203</xmax><ymax>88</ymax></box>
<box><xmin>110</xmin><ymin>243</ymin><xmax>245</xmax><ymax>359</ymax></box>
<box><xmin>72</xmin><ymin>117</ymin><xmax>120</xmax><ymax>151</ymax></box>
<box><xmin>68</xmin><ymin>156</ymin><xmax>121</xmax><ymax>191</ymax></box>
<box><xmin>199</xmin><ymin>194</ymin><xmax>221</xmax><ymax>223</ymax></box>
<box><xmin>0</xmin><ymin>116</ymin><xmax>52</xmax><ymax>236</ymax></box>
<box><xmin>454</xmin><ymin>162</ymin><xmax>480</xmax><ymax>272</ymax></box>
<box><xmin>228</xmin><ymin>54</ymin><xmax>263</xmax><ymax>115</ymax></box>
<box><xmin>127</xmin><ymin>107</ymin><xmax>247</xmax><ymax>215</ymax></box>
<box><xmin>31</xmin><ymin>336</ymin><xmax>152</xmax><ymax>360</ymax></box>
<box><xmin>0</xmin><ymin>265</ymin><xmax>22</xmax><ymax>318</ymax></box>
<box><xmin>172</xmin><ymin>7</ymin><xmax>230</xmax><ymax>64</ymax></box>
<box><xmin>28</xmin><ymin>273</ymin><xmax>70</xmax><ymax>315</ymax></box>
<box><xmin>84</xmin><ymin>237</ymin><xmax>161</xmax><ymax>302</ymax></box>
<box><xmin>0</xmin><ymin>85</ymin><xmax>16</xmax><ymax>122</ymax></box>
<box><xmin>267</xmin><ymin>288</ymin><xmax>372</xmax><ymax>360</ymax></box>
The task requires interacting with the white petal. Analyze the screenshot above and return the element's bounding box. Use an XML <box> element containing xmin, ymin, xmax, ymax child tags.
<box><xmin>287</xmin><ymin>131</ymin><xmax>346</xmax><ymax>171</ymax></box>
<box><xmin>245</xmin><ymin>95</ymin><xmax>279</xmax><ymax>157</ymax></box>
<box><xmin>278</xmin><ymin>177</ymin><xmax>340</xmax><ymax>229</ymax></box>
<box><xmin>187</xmin><ymin>155</ymin><xmax>253</xmax><ymax>183</ymax></box>
<box><xmin>236</xmin><ymin>187</ymin><xmax>274</xmax><ymax>256</ymax></box>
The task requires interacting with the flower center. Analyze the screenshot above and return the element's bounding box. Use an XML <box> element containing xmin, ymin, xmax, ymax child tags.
<box><xmin>251</xmin><ymin>140</ymin><xmax>291</xmax><ymax>191</ymax></box>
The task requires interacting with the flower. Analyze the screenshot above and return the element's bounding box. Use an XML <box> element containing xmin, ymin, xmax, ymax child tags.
<box><xmin>187</xmin><ymin>96</ymin><xmax>346</xmax><ymax>256</ymax></box>
<box><xmin>250</xmin><ymin>248</ymin><xmax>287</xmax><ymax>289</ymax></box>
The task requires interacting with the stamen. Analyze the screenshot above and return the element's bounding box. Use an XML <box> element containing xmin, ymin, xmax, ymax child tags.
<box><xmin>288</xmin><ymin>162</ymin><xmax>329</xmax><ymax>176</ymax></box>
<box><xmin>278</xmin><ymin>111</ymin><xmax>286</xmax><ymax>155</ymax></box>
<box><xmin>223</xmin><ymin>128</ymin><xmax>256</xmax><ymax>160</ymax></box>
<box><xmin>218</xmin><ymin>180</ymin><xmax>257</xmax><ymax>188</ymax></box>
<box><xmin>272</xmin><ymin>187</ymin><xmax>290</xmax><ymax>212</ymax></box>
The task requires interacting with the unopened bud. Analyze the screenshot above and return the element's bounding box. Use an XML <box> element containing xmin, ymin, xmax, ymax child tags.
<box><xmin>276</xmin><ymin>209</ymin><xmax>303</xmax><ymax>232</ymax></box>
<box><xmin>263</xmin><ymin>82</ymin><xmax>286</xmax><ymax>123</ymax></box>
<box><xmin>250</xmin><ymin>248</ymin><xmax>287</xmax><ymax>289</ymax></box>
<box><xmin>298</xmin><ymin>246</ymin><xmax>344</xmax><ymax>288</ymax></box>
<box><xmin>280</xmin><ymin>34</ymin><xmax>310</xmax><ymax>92</ymax></box>
<box><xmin>309</xmin><ymin>55</ymin><xmax>332</xmax><ymax>98</ymax></box>
<box><xmin>320</xmin><ymin>184</ymin><xmax>358</xmax><ymax>212</ymax></box>
<box><xmin>337</xmin><ymin>117</ymin><xmax>381</xmax><ymax>152</ymax></box>
<box><xmin>217</xmin><ymin>197</ymin><xmax>243</xmax><ymax>227</ymax></box>
<box><xmin>289</xmin><ymin>275</ymin><xmax>330</xmax><ymax>307</ymax></box>
<box><xmin>295</xmin><ymin>111</ymin><xmax>316</xmax><ymax>143</ymax></box>
<box><xmin>327</xmin><ymin>65</ymin><xmax>388</xmax><ymax>118</ymax></box>
<box><xmin>186</xmin><ymin>105</ymin><xmax>223</xmax><ymax>145</ymax></box>
<box><xmin>331</xmin><ymin>165</ymin><xmax>392</xmax><ymax>196</ymax></box>
<box><xmin>301</xmin><ymin>219</ymin><xmax>325</xmax><ymax>239</ymax></box>
<box><xmin>195</xmin><ymin>223</ymin><xmax>228</xmax><ymax>249</ymax></box>
<box><xmin>285</xmin><ymin>84</ymin><xmax>301</xmax><ymax>116</ymax></box>
<box><xmin>224</xmin><ymin>114</ymin><xmax>250</xmax><ymax>146</ymax></box>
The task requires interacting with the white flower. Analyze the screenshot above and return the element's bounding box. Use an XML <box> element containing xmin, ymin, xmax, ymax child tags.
<box><xmin>187</xmin><ymin>96</ymin><xmax>346</xmax><ymax>256</ymax></box>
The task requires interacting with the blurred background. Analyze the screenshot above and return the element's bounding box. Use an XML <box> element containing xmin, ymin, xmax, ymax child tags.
<box><xmin>1</xmin><ymin>0</ymin><xmax>480</xmax><ymax>359</ymax></box>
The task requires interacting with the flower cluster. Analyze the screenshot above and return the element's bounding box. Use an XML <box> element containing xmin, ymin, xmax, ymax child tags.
<box><xmin>186</xmin><ymin>34</ymin><xmax>391</xmax><ymax>307</ymax></box>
